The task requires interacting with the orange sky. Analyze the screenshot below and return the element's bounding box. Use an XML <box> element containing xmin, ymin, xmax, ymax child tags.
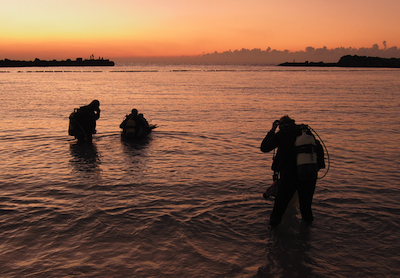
<box><xmin>1</xmin><ymin>0</ymin><xmax>399</xmax><ymax>60</ymax></box>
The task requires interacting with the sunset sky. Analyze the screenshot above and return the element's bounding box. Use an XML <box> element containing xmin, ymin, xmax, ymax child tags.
<box><xmin>1</xmin><ymin>0</ymin><xmax>399</xmax><ymax>60</ymax></box>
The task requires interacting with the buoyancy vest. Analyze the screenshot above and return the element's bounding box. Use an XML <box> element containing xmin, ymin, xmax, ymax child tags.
<box><xmin>295</xmin><ymin>125</ymin><xmax>318</xmax><ymax>179</ymax></box>
<box><xmin>68</xmin><ymin>111</ymin><xmax>76</xmax><ymax>136</ymax></box>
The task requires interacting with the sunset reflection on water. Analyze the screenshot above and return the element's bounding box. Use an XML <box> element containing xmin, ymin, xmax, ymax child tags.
<box><xmin>0</xmin><ymin>66</ymin><xmax>399</xmax><ymax>277</ymax></box>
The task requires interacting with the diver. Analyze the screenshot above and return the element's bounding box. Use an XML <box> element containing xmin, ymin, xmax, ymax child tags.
<box><xmin>120</xmin><ymin>108</ymin><xmax>149</xmax><ymax>138</ymax></box>
<box><xmin>120</xmin><ymin>109</ymin><xmax>155</xmax><ymax>139</ymax></box>
<box><xmin>260</xmin><ymin>115</ymin><xmax>325</xmax><ymax>228</ymax></box>
<box><xmin>120</xmin><ymin>108</ymin><xmax>139</xmax><ymax>138</ymax></box>
<box><xmin>137</xmin><ymin>113</ymin><xmax>150</xmax><ymax>133</ymax></box>
<box><xmin>68</xmin><ymin>100</ymin><xmax>100</xmax><ymax>143</ymax></box>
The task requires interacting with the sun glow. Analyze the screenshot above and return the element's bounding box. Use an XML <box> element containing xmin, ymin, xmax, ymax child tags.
<box><xmin>1</xmin><ymin>0</ymin><xmax>400</xmax><ymax>60</ymax></box>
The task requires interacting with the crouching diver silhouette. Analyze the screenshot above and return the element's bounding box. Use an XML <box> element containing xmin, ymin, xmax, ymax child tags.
<box><xmin>260</xmin><ymin>115</ymin><xmax>325</xmax><ymax>228</ymax></box>
<box><xmin>120</xmin><ymin>109</ymin><xmax>151</xmax><ymax>139</ymax></box>
<box><xmin>68</xmin><ymin>100</ymin><xmax>100</xmax><ymax>143</ymax></box>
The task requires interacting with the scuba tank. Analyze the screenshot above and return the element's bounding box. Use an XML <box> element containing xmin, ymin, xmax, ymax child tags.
<box><xmin>125</xmin><ymin>118</ymin><xmax>137</xmax><ymax>138</ymax></box>
<box><xmin>68</xmin><ymin>109</ymin><xmax>78</xmax><ymax>136</ymax></box>
<box><xmin>295</xmin><ymin>125</ymin><xmax>318</xmax><ymax>179</ymax></box>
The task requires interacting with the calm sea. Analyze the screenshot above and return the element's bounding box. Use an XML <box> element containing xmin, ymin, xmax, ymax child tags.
<box><xmin>0</xmin><ymin>64</ymin><xmax>399</xmax><ymax>277</ymax></box>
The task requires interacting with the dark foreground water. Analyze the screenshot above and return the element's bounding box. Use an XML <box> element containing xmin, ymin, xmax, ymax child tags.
<box><xmin>1</xmin><ymin>64</ymin><xmax>399</xmax><ymax>277</ymax></box>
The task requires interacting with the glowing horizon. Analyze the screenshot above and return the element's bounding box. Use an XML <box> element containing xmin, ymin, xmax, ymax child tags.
<box><xmin>1</xmin><ymin>0</ymin><xmax>400</xmax><ymax>60</ymax></box>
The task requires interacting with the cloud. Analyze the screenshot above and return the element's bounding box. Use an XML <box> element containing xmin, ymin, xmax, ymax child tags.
<box><xmin>191</xmin><ymin>43</ymin><xmax>400</xmax><ymax>64</ymax></box>
<box><xmin>113</xmin><ymin>43</ymin><xmax>400</xmax><ymax>64</ymax></box>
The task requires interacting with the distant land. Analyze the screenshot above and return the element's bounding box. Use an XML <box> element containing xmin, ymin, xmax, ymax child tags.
<box><xmin>0</xmin><ymin>58</ymin><xmax>114</xmax><ymax>67</ymax></box>
<box><xmin>278</xmin><ymin>55</ymin><xmax>400</xmax><ymax>68</ymax></box>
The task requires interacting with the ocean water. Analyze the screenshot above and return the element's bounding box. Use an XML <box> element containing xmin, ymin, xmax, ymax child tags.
<box><xmin>0</xmin><ymin>64</ymin><xmax>399</xmax><ymax>277</ymax></box>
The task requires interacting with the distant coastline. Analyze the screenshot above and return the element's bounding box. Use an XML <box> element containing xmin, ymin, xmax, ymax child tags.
<box><xmin>278</xmin><ymin>55</ymin><xmax>400</xmax><ymax>68</ymax></box>
<box><xmin>0</xmin><ymin>58</ymin><xmax>115</xmax><ymax>67</ymax></box>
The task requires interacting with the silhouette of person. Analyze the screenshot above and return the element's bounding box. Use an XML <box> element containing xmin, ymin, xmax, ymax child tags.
<box><xmin>120</xmin><ymin>109</ymin><xmax>153</xmax><ymax>139</ymax></box>
<box><xmin>137</xmin><ymin>113</ymin><xmax>150</xmax><ymax>133</ymax></box>
<box><xmin>260</xmin><ymin>115</ymin><xmax>325</xmax><ymax>228</ymax></box>
<box><xmin>69</xmin><ymin>100</ymin><xmax>100</xmax><ymax>143</ymax></box>
<box><xmin>120</xmin><ymin>109</ymin><xmax>140</xmax><ymax>138</ymax></box>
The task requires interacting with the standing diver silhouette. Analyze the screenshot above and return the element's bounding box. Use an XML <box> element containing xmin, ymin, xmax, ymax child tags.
<box><xmin>260</xmin><ymin>115</ymin><xmax>325</xmax><ymax>228</ymax></box>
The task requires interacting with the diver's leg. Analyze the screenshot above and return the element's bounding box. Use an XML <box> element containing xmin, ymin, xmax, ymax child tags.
<box><xmin>297</xmin><ymin>175</ymin><xmax>317</xmax><ymax>224</ymax></box>
<box><xmin>269</xmin><ymin>171</ymin><xmax>297</xmax><ymax>227</ymax></box>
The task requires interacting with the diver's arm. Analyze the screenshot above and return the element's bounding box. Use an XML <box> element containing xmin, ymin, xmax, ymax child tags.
<box><xmin>94</xmin><ymin>109</ymin><xmax>100</xmax><ymax>120</ymax></box>
<box><xmin>260</xmin><ymin>120</ymin><xmax>280</xmax><ymax>152</ymax></box>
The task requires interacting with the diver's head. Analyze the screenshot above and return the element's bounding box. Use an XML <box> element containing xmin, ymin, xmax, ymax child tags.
<box><xmin>279</xmin><ymin>115</ymin><xmax>295</xmax><ymax>129</ymax></box>
<box><xmin>89</xmin><ymin>100</ymin><xmax>100</xmax><ymax>109</ymax></box>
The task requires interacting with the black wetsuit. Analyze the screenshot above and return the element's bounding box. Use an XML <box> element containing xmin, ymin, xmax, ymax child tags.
<box><xmin>261</xmin><ymin>124</ymin><xmax>322</xmax><ymax>226</ymax></box>
<box><xmin>74</xmin><ymin>105</ymin><xmax>100</xmax><ymax>143</ymax></box>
